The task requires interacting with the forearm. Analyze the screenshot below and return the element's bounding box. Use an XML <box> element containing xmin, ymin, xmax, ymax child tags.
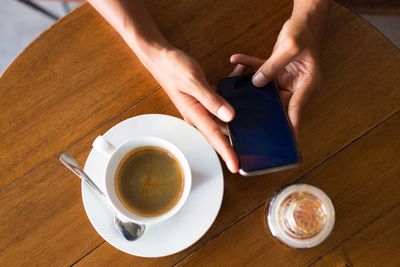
<box><xmin>291</xmin><ymin>0</ymin><xmax>330</xmax><ymax>44</ymax></box>
<box><xmin>87</xmin><ymin>0</ymin><xmax>171</xmax><ymax>65</ymax></box>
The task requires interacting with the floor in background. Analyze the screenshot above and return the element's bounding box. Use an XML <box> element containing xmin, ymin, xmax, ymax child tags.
<box><xmin>362</xmin><ymin>15</ymin><xmax>400</xmax><ymax>48</ymax></box>
<box><xmin>0</xmin><ymin>1</ymin><xmax>80</xmax><ymax>74</ymax></box>
<box><xmin>0</xmin><ymin>1</ymin><xmax>399</xmax><ymax>74</ymax></box>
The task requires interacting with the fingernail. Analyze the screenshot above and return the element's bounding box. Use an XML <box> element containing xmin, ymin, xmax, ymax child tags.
<box><xmin>252</xmin><ymin>72</ymin><xmax>269</xmax><ymax>87</ymax></box>
<box><xmin>226</xmin><ymin>161</ymin><xmax>236</xmax><ymax>173</ymax></box>
<box><xmin>217</xmin><ymin>105</ymin><xmax>234</xmax><ymax>122</ymax></box>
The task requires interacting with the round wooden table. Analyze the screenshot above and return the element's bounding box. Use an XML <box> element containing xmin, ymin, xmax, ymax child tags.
<box><xmin>1</xmin><ymin>1</ymin><xmax>399</xmax><ymax>266</ymax></box>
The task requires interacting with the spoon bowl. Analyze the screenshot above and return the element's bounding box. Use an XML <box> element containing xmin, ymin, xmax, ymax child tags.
<box><xmin>60</xmin><ymin>152</ymin><xmax>145</xmax><ymax>241</ymax></box>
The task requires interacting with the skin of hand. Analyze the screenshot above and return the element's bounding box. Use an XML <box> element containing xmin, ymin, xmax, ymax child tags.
<box><xmin>87</xmin><ymin>0</ymin><xmax>239</xmax><ymax>173</ymax></box>
<box><xmin>87</xmin><ymin>0</ymin><xmax>329</xmax><ymax>173</ymax></box>
<box><xmin>229</xmin><ymin>0</ymin><xmax>330</xmax><ymax>142</ymax></box>
<box><xmin>140</xmin><ymin>47</ymin><xmax>239</xmax><ymax>173</ymax></box>
<box><xmin>229</xmin><ymin>17</ymin><xmax>323</xmax><ymax>141</ymax></box>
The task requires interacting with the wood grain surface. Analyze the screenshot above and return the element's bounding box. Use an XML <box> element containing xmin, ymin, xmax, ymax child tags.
<box><xmin>0</xmin><ymin>0</ymin><xmax>399</xmax><ymax>266</ymax></box>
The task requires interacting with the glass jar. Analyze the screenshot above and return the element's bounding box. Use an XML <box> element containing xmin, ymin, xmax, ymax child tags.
<box><xmin>266</xmin><ymin>184</ymin><xmax>335</xmax><ymax>249</ymax></box>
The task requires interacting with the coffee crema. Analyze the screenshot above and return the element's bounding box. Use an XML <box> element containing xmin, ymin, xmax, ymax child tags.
<box><xmin>115</xmin><ymin>146</ymin><xmax>184</xmax><ymax>217</ymax></box>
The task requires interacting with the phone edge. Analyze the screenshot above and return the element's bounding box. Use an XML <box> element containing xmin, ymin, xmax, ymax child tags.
<box><xmin>219</xmin><ymin>76</ymin><xmax>302</xmax><ymax>177</ymax></box>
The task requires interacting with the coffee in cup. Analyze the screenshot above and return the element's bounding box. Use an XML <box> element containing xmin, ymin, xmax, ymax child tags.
<box><xmin>93</xmin><ymin>135</ymin><xmax>191</xmax><ymax>225</ymax></box>
<box><xmin>115</xmin><ymin>146</ymin><xmax>184</xmax><ymax>217</ymax></box>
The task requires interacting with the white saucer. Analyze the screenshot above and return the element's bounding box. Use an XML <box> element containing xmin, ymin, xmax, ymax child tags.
<box><xmin>82</xmin><ymin>114</ymin><xmax>224</xmax><ymax>257</ymax></box>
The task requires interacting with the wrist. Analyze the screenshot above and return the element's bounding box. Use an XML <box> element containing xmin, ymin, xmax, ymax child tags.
<box><xmin>132</xmin><ymin>39</ymin><xmax>174</xmax><ymax>68</ymax></box>
<box><xmin>291</xmin><ymin>0</ymin><xmax>330</xmax><ymax>43</ymax></box>
<box><xmin>109</xmin><ymin>8</ymin><xmax>174</xmax><ymax>69</ymax></box>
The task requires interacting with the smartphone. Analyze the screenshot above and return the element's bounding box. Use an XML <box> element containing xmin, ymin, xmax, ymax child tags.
<box><xmin>217</xmin><ymin>74</ymin><xmax>301</xmax><ymax>176</ymax></box>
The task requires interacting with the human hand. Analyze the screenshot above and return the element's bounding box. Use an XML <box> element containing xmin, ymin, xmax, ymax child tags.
<box><xmin>230</xmin><ymin>18</ymin><xmax>322</xmax><ymax>140</ymax></box>
<box><xmin>142</xmin><ymin>47</ymin><xmax>239</xmax><ymax>173</ymax></box>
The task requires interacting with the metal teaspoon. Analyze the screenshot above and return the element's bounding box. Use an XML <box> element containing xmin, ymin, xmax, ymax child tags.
<box><xmin>60</xmin><ymin>152</ymin><xmax>145</xmax><ymax>241</ymax></box>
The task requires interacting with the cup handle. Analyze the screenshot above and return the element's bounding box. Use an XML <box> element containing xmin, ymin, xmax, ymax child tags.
<box><xmin>92</xmin><ymin>136</ymin><xmax>116</xmax><ymax>158</ymax></box>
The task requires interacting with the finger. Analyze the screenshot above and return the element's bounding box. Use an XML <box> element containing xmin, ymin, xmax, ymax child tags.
<box><xmin>190</xmin><ymin>83</ymin><xmax>235</xmax><ymax>123</ymax></box>
<box><xmin>209</xmin><ymin>112</ymin><xmax>230</xmax><ymax>136</ymax></box>
<box><xmin>287</xmin><ymin>79</ymin><xmax>316</xmax><ymax>142</ymax></box>
<box><xmin>230</xmin><ymin>54</ymin><xmax>264</xmax><ymax>70</ymax></box>
<box><xmin>252</xmin><ymin>45</ymin><xmax>300</xmax><ymax>87</ymax></box>
<box><xmin>215</xmin><ymin>118</ymin><xmax>229</xmax><ymax>136</ymax></box>
<box><xmin>287</xmin><ymin>94</ymin><xmax>303</xmax><ymax>143</ymax></box>
<box><xmin>228</xmin><ymin>64</ymin><xmax>246</xmax><ymax>77</ymax></box>
<box><xmin>219</xmin><ymin>124</ymin><xmax>229</xmax><ymax>136</ymax></box>
<box><xmin>188</xmin><ymin>104</ymin><xmax>239</xmax><ymax>173</ymax></box>
<box><xmin>279</xmin><ymin>89</ymin><xmax>292</xmax><ymax>107</ymax></box>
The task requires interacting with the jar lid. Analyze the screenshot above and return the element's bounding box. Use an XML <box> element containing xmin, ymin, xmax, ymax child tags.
<box><xmin>267</xmin><ymin>184</ymin><xmax>335</xmax><ymax>249</ymax></box>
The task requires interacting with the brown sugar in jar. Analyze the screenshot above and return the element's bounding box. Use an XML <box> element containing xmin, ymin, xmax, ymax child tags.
<box><xmin>266</xmin><ymin>184</ymin><xmax>335</xmax><ymax>249</ymax></box>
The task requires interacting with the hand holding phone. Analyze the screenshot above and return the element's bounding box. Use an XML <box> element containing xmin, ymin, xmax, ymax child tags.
<box><xmin>218</xmin><ymin>74</ymin><xmax>301</xmax><ymax>176</ymax></box>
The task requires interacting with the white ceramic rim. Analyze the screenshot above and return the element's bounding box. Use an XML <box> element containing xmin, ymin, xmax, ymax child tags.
<box><xmin>100</xmin><ymin>136</ymin><xmax>192</xmax><ymax>225</ymax></box>
<box><xmin>82</xmin><ymin>114</ymin><xmax>224</xmax><ymax>257</ymax></box>
<box><xmin>267</xmin><ymin>184</ymin><xmax>335</xmax><ymax>249</ymax></box>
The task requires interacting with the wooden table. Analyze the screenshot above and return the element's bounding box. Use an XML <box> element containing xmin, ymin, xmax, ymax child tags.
<box><xmin>1</xmin><ymin>1</ymin><xmax>399</xmax><ymax>266</ymax></box>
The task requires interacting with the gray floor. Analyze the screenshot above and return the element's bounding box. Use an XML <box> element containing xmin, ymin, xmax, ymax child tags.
<box><xmin>362</xmin><ymin>14</ymin><xmax>400</xmax><ymax>48</ymax></box>
<box><xmin>0</xmin><ymin>0</ymin><xmax>80</xmax><ymax>74</ymax></box>
<box><xmin>1</xmin><ymin>1</ymin><xmax>399</xmax><ymax>75</ymax></box>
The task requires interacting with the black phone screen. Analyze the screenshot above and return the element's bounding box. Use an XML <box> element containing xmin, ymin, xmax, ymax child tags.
<box><xmin>218</xmin><ymin>74</ymin><xmax>300</xmax><ymax>173</ymax></box>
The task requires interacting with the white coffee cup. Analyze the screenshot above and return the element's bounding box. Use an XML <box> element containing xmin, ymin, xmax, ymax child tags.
<box><xmin>92</xmin><ymin>135</ymin><xmax>192</xmax><ymax>225</ymax></box>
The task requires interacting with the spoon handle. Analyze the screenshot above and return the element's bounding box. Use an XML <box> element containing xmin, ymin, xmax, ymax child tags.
<box><xmin>60</xmin><ymin>152</ymin><xmax>105</xmax><ymax>197</ymax></box>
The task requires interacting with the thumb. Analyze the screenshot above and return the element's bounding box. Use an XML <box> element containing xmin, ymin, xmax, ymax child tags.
<box><xmin>252</xmin><ymin>45</ymin><xmax>299</xmax><ymax>87</ymax></box>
